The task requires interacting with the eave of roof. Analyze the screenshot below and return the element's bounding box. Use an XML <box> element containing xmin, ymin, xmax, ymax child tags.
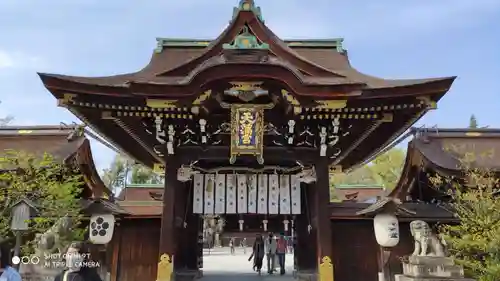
<box><xmin>0</xmin><ymin>125</ymin><xmax>81</xmax><ymax>136</ymax></box>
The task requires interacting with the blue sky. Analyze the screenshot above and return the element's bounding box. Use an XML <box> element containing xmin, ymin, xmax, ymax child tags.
<box><xmin>1</xmin><ymin>0</ymin><xmax>499</xmax><ymax>173</ymax></box>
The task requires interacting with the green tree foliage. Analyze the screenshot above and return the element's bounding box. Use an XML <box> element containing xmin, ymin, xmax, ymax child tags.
<box><xmin>101</xmin><ymin>155</ymin><xmax>128</xmax><ymax>193</ymax></box>
<box><xmin>430</xmin><ymin>153</ymin><xmax>500</xmax><ymax>281</ymax></box>
<box><xmin>102</xmin><ymin>155</ymin><xmax>162</xmax><ymax>193</ymax></box>
<box><xmin>469</xmin><ymin>114</ymin><xmax>479</xmax><ymax>128</ymax></box>
<box><xmin>330</xmin><ymin>148</ymin><xmax>406</xmax><ymax>189</ymax></box>
<box><xmin>130</xmin><ymin>165</ymin><xmax>162</xmax><ymax>185</ymax></box>
<box><xmin>0</xmin><ymin>150</ymin><xmax>84</xmax><ymax>252</ymax></box>
<box><xmin>370</xmin><ymin>148</ymin><xmax>406</xmax><ymax>190</ymax></box>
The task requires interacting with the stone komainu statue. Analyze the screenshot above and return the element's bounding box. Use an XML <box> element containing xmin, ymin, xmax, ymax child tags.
<box><xmin>35</xmin><ymin>216</ymin><xmax>73</xmax><ymax>257</ymax></box>
<box><xmin>410</xmin><ymin>220</ymin><xmax>446</xmax><ymax>257</ymax></box>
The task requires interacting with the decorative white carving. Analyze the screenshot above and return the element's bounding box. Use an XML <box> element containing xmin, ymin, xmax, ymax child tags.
<box><xmin>153</xmin><ymin>146</ymin><xmax>164</xmax><ymax>157</ymax></box>
<box><xmin>332</xmin><ymin>117</ymin><xmax>340</xmax><ymax>134</ymax></box>
<box><xmin>177</xmin><ymin>167</ymin><xmax>199</xmax><ymax>182</ymax></box>
<box><xmin>296</xmin><ymin>167</ymin><xmax>316</xmax><ymax>184</ymax></box>
<box><xmin>319</xmin><ymin>126</ymin><xmax>327</xmax><ymax>156</ymax></box>
<box><xmin>328</xmin><ymin>117</ymin><xmax>343</xmax><ymax>158</ymax></box>
<box><xmin>199</xmin><ymin>119</ymin><xmax>207</xmax><ymax>144</ymax></box>
<box><xmin>288</xmin><ymin>120</ymin><xmax>295</xmax><ymax>134</ymax></box>
<box><xmin>297</xmin><ymin>127</ymin><xmax>313</xmax><ymax>147</ymax></box>
<box><xmin>287</xmin><ymin>120</ymin><xmax>295</xmax><ymax>144</ymax></box>
<box><xmin>320</xmin><ymin>126</ymin><xmax>327</xmax><ymax>144</ymax></box>
<box><xmin>199</xmin><ymin>119</ymin><xmax>206</xmax><ymax>132</ymax></box>
<box><xmin>155</xmin><ymin>116</ymin><xmax>166</xmax><ymax>144</ymax></box>
<box><xmin>167</xmin><ymin>124</ymin><xmax>175</xmax><ymax>154</ymax></box>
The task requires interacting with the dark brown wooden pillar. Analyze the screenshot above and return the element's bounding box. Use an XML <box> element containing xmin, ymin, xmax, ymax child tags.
<box><xmin>157</xmin><ymin>155</ymin><xmax>180</xmax><ymax>280</ymax></box>
<box><xmin>109</xmin><ymin>223</ymin><xmax>121</xmax><ymax>281</ymax></box>
<box><xmin>174</xmin><ymin>181</ymin><xmax>188</xmax><ymax>270</ymax></box>
<box><xmin>296</xmin><ymin>184</ymin><xmax>317</xmax><ymax>271</ymax></box>
<box><xmin>314</xmin><ymin>158</ymin><xmax>334</xmax><ymax>279</ymax></box>
<box><xmin>174</xmin><ymin>183</ymin><xmax>199</xmax><ymax>271</ymax></box>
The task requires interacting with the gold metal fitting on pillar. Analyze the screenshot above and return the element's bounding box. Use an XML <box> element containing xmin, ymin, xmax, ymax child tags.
<box><xmin>319</xmin><ymin>256</ymin><xmax>334</xmax><ymax>281</ymax></box>
<box><xmin>156</xmin><ymin>253</ymin><xmax>173</xmax><ymax>281</ymax></box>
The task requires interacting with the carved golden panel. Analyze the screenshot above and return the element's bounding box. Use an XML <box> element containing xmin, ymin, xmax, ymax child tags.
<box><xmin>315</xmin><ymin>100</ymin><xmax>347</xmax><ymax>110</ymax></box>
<box><xmin>153</xmin><ymin>163</ymin><xmax>165</xmax><ymax>174</ymax></box>
<box><xmin>147</xmin><ymin>99</ymin><xmax>177</xmax><ymax>109</ymax></box>
<box><xmin>230</xmin><ymin>104</ymin><xmax>264</xmax><ymax>164</ymax></box>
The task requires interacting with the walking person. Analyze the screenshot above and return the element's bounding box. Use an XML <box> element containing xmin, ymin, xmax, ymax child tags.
<box><xmin>248</xmin><ymin>234</ymin><xmax>265</xmax><ymax>275</ymax></box>
<box><xmin>264</xmin><ymin>232</ymin><xmax>277</xmax><ymax>274</ymax></box>
<box><xmin>229</xmin><ymin>238</ymin><xmax>235</xmax><ymax>255</ymax></box>
<box><xmin>276</xmin><ymin>233</ymin><xmax>287</xmax><ymax>275</ymax></box>
<box><xmin>0</xmin><ymin>244</ymin><xmax>21</xmax><ymax>281</ymax></box>
<box><xmin>241</xmin><ymin>238</ymin><xmax>247</xmax><ymax>254</ymax></box>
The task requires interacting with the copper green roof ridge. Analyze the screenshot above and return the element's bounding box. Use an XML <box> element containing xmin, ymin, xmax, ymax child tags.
<box><xmin>155</xmin><ymin>38</ymin><xmax>345</xmax><ymax>52</ymax></box>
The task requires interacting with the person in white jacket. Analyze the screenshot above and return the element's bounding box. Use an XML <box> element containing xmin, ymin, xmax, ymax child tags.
<box><xmin>264</xmin><ymin>232</ymin><xmax>277</xmax><ymax>274</ymax></box>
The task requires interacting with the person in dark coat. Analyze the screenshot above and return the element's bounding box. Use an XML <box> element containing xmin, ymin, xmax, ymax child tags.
<box><xmin>53</xmin><ymin>242</ymin><xmax>102</xmax><ymax>281</ymax></box>
<box><xmin>248</xmin><ymin>234</ymin><xmax>265</xmax><ymax>274</ymax></box>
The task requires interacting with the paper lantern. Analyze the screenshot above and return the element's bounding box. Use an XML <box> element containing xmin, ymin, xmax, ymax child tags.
<box><xmin>89</xmin><ymin>214</ymin><xmax>115</xmax><ymax>244</ymax></box>
<box><xmin>373</xmin><ymin>213</ymin><xmax>399</xmax><ymax>247</ymax></box>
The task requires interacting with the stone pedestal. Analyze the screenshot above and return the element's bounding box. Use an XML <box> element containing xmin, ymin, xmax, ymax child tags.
<box><xmin>395</xmin><ymin>256</ymin><xmax>474</xmax><ymax>281</ymax></box>
<box><xmin>295</xmin><ymin>269</ymin><xmax>317</xmax><ymax>281</ymax></box>
<box><xmin>175</xmin><ymin>269</ymin><xmax>203</xmax><ymax>281</ymax></box>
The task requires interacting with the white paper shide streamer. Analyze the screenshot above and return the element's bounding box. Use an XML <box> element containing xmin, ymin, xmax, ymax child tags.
<box><xmin>291</xmin><ymin>175</ymin><xmax>301</xmax><ymax>214</ymax></box>
<box><xmin>237</xmin><ymin>174</ymin><xmax>248</xmax><ymax>214</ymax></box>
<box><xmin>204</xmin><ymin>174</ymin><xmax>215</xmax><ymax>214</ymax></box>
<box><xmin>247</xmin><ymin>174</ymin><xmax>257</xmax><ymax>213</ymax></box>
<box><xmin>215</xmin><ymin>174</ymin><xmax>226</xmax><ymax>214</ymax></box>
<box><xmin>226</xmin><ymin>174</ymin><xmax>237</xmax><ymax>214</ymax></box>
<box><xmin>257</xmin><ymin>174</ymin><xmax>268</xmax><ymax>214</ymax></box>
<box><xmin>268</xmin><ymin>174</ymin><xmax>279</xmax><ymax>214</ymax></box>
<box><xmin>279</xmin><ymin>175</ymin><xmax>291</xmax><ymax>214</ymax></box>
<box><xmin>191</xmin><ymin>173</ymin><xmax>301</xmax><ymax>215</ymax></box>
<box><xmin>193</xmin><ymin>174</ymin><xmax>204</xmax><ymax>214</ymax></box>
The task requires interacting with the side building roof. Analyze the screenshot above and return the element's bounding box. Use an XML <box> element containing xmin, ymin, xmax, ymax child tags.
<box><xmin>0</xmin><ymin>125</ymin><xmax>112</xmax><ymax>199</ymax></box>
<box><xmin>390</xmin><ymin>127</ymin><xmax>500</xmax><ymax>200</ymax></box>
